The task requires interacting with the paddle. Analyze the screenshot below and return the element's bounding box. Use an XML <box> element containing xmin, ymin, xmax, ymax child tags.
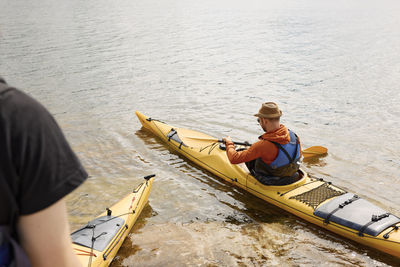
<box><xmin>302</xmin><ymin>146</ymin><xmax>327</xmax><ymax>155</ymax></box>
<box><xmin>185</xmin><ymin>136</ymin><xmax>327</xmax><ymax>157</ymax></box>
<box><xmin>185</xmin><ymin>136</ymin><xmax>250</xmax><ymax>146</ymax></box>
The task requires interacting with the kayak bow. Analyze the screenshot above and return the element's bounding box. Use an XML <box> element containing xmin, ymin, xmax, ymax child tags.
<box><xmin>71</xmin><ymin>175</ymin><xmax>154</xmax><ymax>267</ymax></box>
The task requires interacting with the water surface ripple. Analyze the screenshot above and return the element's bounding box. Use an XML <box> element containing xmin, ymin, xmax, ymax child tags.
<box><xmin>1</xmin><ymin>0</ymin><xmax>400</xmax><ymax>266</ymax></box>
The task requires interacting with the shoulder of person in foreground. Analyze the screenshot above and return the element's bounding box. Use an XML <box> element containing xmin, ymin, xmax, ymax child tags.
<box><xmin>1</xmin><ymin>78</ymin><xmax>88</xmax><ymax>266</ymax></box>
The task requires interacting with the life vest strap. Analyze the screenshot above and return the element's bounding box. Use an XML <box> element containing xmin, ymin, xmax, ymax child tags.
<box><xmin>270</xmin><ymin>131</ymin><xmax>299</xmax><ymax>164</ymax></box>
<box><xmin>270</xmin><ymin>141</ymin><xmax>292</xmax><ymax>163</ymax></box>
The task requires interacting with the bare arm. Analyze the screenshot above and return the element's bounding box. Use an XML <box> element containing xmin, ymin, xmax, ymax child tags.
<box><xmin>17</xmin><ymin>199</ymin><xmax>80</xmax><ymax>267</ymax></box>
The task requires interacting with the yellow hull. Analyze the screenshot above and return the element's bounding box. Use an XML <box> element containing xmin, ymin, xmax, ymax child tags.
<box><xmin>136</xmin><ymin>111</ymin><xmax>400</xmax><ymax>258</ymax></box>
<box><xmin>72</xmin><ymin>176</ymin><xmax>154</xmax><ymax>267</ymax></box>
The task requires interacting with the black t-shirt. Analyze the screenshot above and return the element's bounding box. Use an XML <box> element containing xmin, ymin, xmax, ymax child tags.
<box><xmin>0</xmin><ymin>78</ymin><xmax>88</xmax><ymax>229</ymax></box>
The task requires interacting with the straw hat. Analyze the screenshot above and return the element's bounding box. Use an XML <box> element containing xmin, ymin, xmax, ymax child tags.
<box><xmin>254</xmin><ymin>102</ymin><xmax>282</xmax><ymax>119</ymax></box>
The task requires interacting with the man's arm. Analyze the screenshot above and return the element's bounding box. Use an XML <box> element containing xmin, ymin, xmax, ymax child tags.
<box><xmin>17</xmin><ymin>198</ymin><xmax>81</xmax><ymax>267</ymax></box>
<box><xmin>223</xmin><ymin>136</ymin><xmax>263</xmax><ymax>164</ymax></box>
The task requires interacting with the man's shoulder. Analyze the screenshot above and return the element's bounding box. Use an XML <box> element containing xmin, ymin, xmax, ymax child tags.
<box><xmin>0</xmin><ymin>77</ymin><xmax>13</xmax><ymax>94</ymax></box>
<box><xmin>0</xmin><ymin>82</ymin><xmax>47</xmax><ymax>118</ymax></box>
<box><xmin>0</xmin><ymin>80</ymin><xmax>28</xmax><ymax>104</ymax></box>
<box><xmin>254</xmin><ymin>137</ymin><xmax>277</xmax><ymax>149</ymax></box>
<box><xmin>0</xmin><ymin>81</ymin><xmax>54</xmax><ymax>139</ymax></box>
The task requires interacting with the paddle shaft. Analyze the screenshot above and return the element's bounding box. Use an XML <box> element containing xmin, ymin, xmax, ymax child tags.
<box><xmin>186</xmin><ymin>136</ymin><xmax>327</xmax><ymax>156</ymax></box>
<box><xmin>222</xmin><ymin>140</ymin><xmax>326</xmax><ymax>156</ymax></box>
<box><xmin>222</xmin><ymin>141</ymin><xmax>321</xmax><ymax>153</ymax></box>
<box><xmin>218</xmin><ymin>139</ymin><xmax>251</xmax><ymax>146</ymax></box>
<box><xmin>185</xmin><ymin>136</ymin><xmax>250</xmax><ymax>146</ymax></box>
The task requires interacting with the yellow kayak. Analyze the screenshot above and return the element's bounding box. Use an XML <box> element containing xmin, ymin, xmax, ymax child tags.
<box><xmin>71</xmin><ymin>175</ymin><xmax>154</xmax><ymax>267</ymax></box>
<box><xmin>136</xmin><ymin>111</ymin><xmax>400</xmax><ymax>258</ymax></box>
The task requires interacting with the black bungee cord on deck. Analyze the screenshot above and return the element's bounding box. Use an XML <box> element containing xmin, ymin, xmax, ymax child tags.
<box><xmin>87</xmin><ymin>224</ymin><xmax>106</xmax><ymax>267</ymax></box>
<box><xmin>86</xmin><ymin>212</ymin><xmax>133</xmax><ymax>267</ymax></box>
<box><xmin>384</xmin><ymin>225</ymin><xmax>399</xmax><ymax>239</ymax></box>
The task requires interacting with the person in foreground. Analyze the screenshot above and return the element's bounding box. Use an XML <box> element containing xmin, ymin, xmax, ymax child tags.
<box><xmin>0</xmin><ymin>77</ymin><xmax>88</xmax><ymax>266</ymax></box>
<box><xmin>223</xmin><ymin>102</ymin><xmax>302</xmax><ymax>186</ymax></box>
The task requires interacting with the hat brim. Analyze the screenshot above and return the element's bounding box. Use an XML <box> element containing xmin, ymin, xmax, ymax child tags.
<box><xmin>253</xmin><ymin>110</ymin><xmax>282</xmax><ymax>119</ymax></box>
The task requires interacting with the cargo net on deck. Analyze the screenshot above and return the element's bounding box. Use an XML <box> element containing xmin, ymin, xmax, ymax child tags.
<box><xmin>289</xmin><ymin>183</ymin><xmax>346</xmax><ymax>210</ymax></box>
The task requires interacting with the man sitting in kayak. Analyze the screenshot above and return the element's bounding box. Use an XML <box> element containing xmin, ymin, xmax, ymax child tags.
<box><xmin>223</xmin><ymin>102</ymin><xmax>302</xmax><ymax>186</ymax></box>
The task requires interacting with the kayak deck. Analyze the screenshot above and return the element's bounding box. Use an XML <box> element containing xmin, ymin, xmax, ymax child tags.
<box><xmin>136</xmin><ymin>111</ymin><xmax>400</xmax><ymax>258</ymax></box>
<box><xmin>72</xmin><ymin>176</ymin><xmax>154</xmax><ymax>267</ymax></box>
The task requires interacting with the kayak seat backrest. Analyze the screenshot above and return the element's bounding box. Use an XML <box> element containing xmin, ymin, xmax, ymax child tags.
<box><xmin>71</xmin><ymin>216</ymin><xmax>125</xmax><ymax>251</ymax></box>
<box><xmin>314</xmin><ymin>193</ymin><xmax>400</xmax><ymax>237</ymax></box>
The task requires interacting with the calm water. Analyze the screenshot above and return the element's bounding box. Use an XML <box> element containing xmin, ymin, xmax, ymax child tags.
<box><xmin>1</xmin><ymin>0</ymin><xmax>400</xmax><ymax>266</ymax></box>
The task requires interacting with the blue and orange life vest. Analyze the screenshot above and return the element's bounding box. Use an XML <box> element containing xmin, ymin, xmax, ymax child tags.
<box><xmin>253</xmin><ymin>130</ymin><xmax>301</xmax><ymax>182</ymax></box>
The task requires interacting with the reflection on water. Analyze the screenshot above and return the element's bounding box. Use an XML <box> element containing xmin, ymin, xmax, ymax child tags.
<box><xmin>302</xmin><ymin>155</ymin><xmax>328</xmax><ymax>168</ymax></box>
<box><xmin>1</xmin><ymin>0</ymin><xmax>400</xmax><ymax>265</ymax></box>
<box><xmin>114</xmin><ymin>220</ymin><xmax>397</xmax><ymax>267</ymax></box>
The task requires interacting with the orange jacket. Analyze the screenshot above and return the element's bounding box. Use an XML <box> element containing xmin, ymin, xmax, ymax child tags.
<box><xmin>225</xmin><ymin>125</ymin><xmax>301</xmax><ymax>165</ymax></box>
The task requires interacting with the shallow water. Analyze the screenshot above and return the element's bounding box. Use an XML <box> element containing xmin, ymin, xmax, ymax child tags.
<box><xmin>1</xmin><ymin>0</ymin><xmax>400</xmax><ymax>265</ymax></box>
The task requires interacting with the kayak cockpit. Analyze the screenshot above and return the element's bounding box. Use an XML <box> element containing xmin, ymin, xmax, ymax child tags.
<box><xmin>245</xmin><ymin>168</ymin><xmax>306</xmax><ymax>186</ymax></box>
